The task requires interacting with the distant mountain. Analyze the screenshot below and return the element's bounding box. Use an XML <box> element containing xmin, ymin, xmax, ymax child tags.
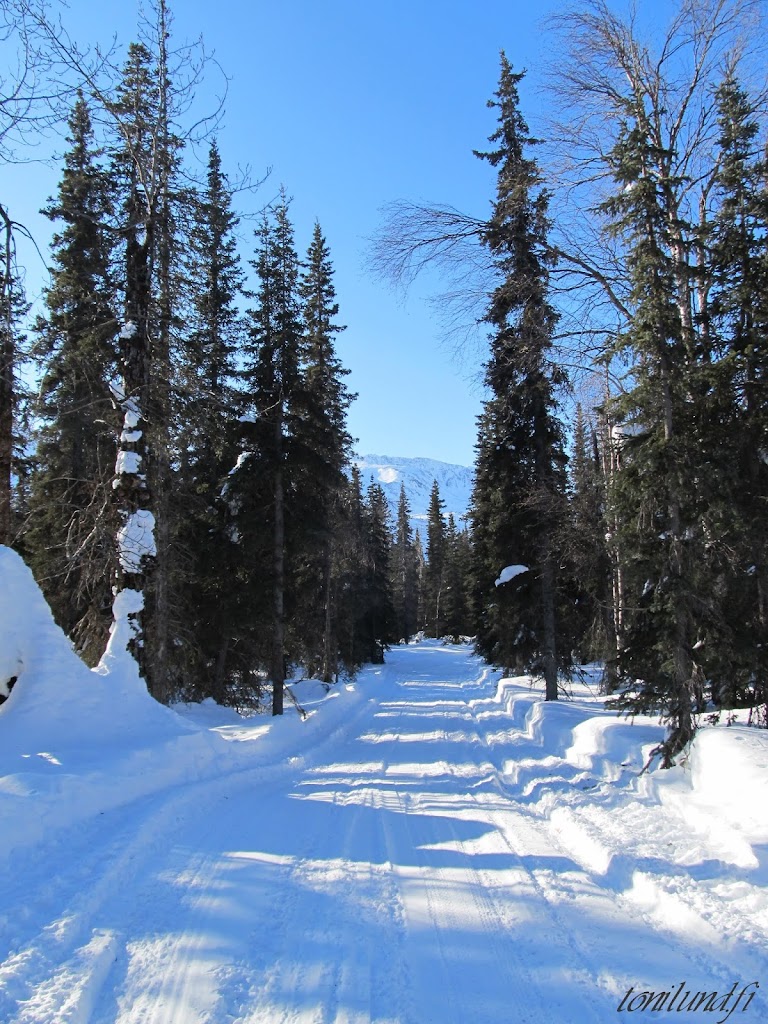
<box><xmin>353</xmin><ymin>454</ymin><xmax>474</xmax><ymax>540</ymax></box>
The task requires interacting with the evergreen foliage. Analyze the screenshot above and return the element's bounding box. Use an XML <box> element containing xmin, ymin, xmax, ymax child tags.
<box><xmin>26</xmin><ymin>93</ymin><xmax>118</xmax><ymax>664</ymax></box>
<box><xmin>390</xmin><ymin>483</ymin><xmax>419</xmax><ymax>642</ymax></box>
<box><xmin>11</xmin><ymin>0</ymin><xmax>768</xmax><ymax>754</ymax></box>
<box><xmin>291</xmin><ymin>221</ymin><xmax>355</xmax><ymax>680</ymax></box>
<box><xmin>175</xmin><ymin>138</ymin><xmax>245</xmax><ymax>700</ymax></box>
<box><xmin>564</xmin><ymin>405</ymin><xmax>613</xmax><ymax>669</ymax></box>
<box><xmin>469</xmin><ymin>55</ymin><xmax>569</xmax><ymax>699</ymax></box>
<box><xmin>442</xmin><ymin>513</ymin><xmax>473</xmax><ymax>640</ymax></box>
<box><xmin>0</xmin><ymin>260</ymin><xmax>29</xmax><ymax>550</ymax></box>
<box><xmin>423</xmin><ymin>479</ymin><xmax>446</xmax><ymax>637</ymax></box>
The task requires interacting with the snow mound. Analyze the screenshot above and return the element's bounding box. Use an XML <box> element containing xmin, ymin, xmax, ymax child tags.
<box><xmin>0</xmin><ymin>546</ymin><xmax>366</xmax><ymax>861</ymax></box>
<box><xmin>0</xmin><ymin>545</ymin><xmax>197</xmax><ymax>756</ymax></box>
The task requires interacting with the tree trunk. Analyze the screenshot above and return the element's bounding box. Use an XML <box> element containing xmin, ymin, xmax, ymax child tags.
<box><xmin>0</xmin><ymin>207</ymin><xmax>14</xmax><ymax>547</ymax></box>
<box><xmin>540</xmin><ymin>546</ymin><xmax>558</xmax><ymax>701</ymax></box>
<box><xmin>271</xmin><ymin>405</ymin><xmax>285</xmax><ymax>716</ymax></box>
<box><xmin>321</xmin><ymin>540</ymin><xmax>335</xmax><ymax>684</ymax></box>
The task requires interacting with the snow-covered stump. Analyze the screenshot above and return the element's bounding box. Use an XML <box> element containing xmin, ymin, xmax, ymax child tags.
<box><xmin>108</xmin><ymin>321</ymin><xmax>155</xmax><ymax>684</ymax></box>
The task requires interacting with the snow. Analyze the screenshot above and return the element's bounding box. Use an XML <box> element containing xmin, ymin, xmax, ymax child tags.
<box><xmin>122</xmin><ymin>402</ymin><xmax>141</xmax><ymax>430</ymax></box>
<box><xmin>495</xmin><ymin>563</ymin><xmax>528</xmax><ymax>586</ymax></box>
<box><xmin>353</xmin><ymin>453</ymin><xmax>474</xmax><ymax>537</ymax></box>
<box><xmin>377</xmin><ymin>466</ymin><xmax>399</xmax><ymax>484</ymax></box>
<box><xmin>116</xmin><ymin>509</ymin><xmax>156</xmax><ymax>573</ymax></box>
<box><xmin>114</xmin><ymin>449</ymin><xmax>142</xmax><ymax>476</ymax></box>
<box><xmin>1</xmin><ymin>546</ymin><xmax>767</xmax><ymax>1023</ymax></box>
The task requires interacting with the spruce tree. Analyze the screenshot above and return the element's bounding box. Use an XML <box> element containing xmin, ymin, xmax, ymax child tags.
<box><xmin>470</xmin><ymin>54</ymin><xmax>568</xmax><ymax>699</ymax></box>
<box><xmin>291</xmin><ymin>221</ymin><xmax>354</xmax><ymax>680</ymax></box>
<box><xmin>360</xmin><ymin>479</ymin><xmax>396</xmax><ymax>661</ymax></box>
<box><xmin>703</xmin><ymin>72</ymin><xmax>768</xmax><ymax>718</ymax></box>
<box><xmin>105</xmin><ymin>3</ymin><xmax>187</xmax><ymax>700</ymax></box>
<box><xmin>335</xmin><ymin>465</ymin><xmax>377</xmax><ymax>671</ymax></box>
<box><xmin>176</xmin><ymin>138</ymin><xmax>245</xmax><ymax>698</ymax></box>
<box><xmin>0</xmin><ymin>259</ymin><xmax>28</xmax><ymax>549</ymax></box>
<box><xmin>390</xmin><ymin>482</ymin><xmax>419</xmax><ymax>642</ymax></box>
<box><xmin>26</xmin><ymin>93</ymin><xmax>118</xmax><ymax>663</ymax></box>
<box><xmin>565</xmin><ymin>404</ymin><xmax>613</xmax><ymax>669</ymax></box>
<box><xmin>600</xmin><ymin>100</ymin><xmax>711</xmax><ymax>763</ymax></box>
<box><xmin>442</xmin><ymin>513</ymin><xmax>472</xmax><ymax>640</ymax></box>
<box><xmin>107</xmin><ymin>39</ymin><xmax>166</xmax><ymax>688</ymax></box>
<box><xmin>423</xmin><ymin>479</ymin><xmax>446</xmax><ymax>637</ymax></box>
<box><xmin>236</xmin><ymin>195</ymin><xmax>304</xmax><ymax>714</ymax></box>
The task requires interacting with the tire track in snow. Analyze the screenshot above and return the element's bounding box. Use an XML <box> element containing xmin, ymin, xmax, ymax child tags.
<box><xmin>0</xmin><ymin>785</ymin><xmax>212</xmax><ymax>1024</ymax></box>
<box><xmin>375</xmin><ymin>655</ymin><xmax>607</xmax><ymax>1024</ymax></box>
<box><xmin>0</xmin><ymin>679</ymin><xmax>381</xmax><ymax>1024</ymax></box>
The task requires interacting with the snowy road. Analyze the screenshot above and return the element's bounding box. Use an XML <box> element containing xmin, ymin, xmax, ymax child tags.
<box><xmin>1</xmin><ymin>641</ymin><xmax>766</xmax><ymax>1024</ymax></box>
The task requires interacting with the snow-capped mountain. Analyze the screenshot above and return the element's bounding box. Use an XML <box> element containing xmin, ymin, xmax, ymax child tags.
<box><xmin>353</xmin><ymin>454</ymin><xmax>474</xmax><ymax>539</ymax></box>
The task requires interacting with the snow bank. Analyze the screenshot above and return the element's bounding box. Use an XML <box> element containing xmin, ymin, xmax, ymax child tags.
<box><xmin>0</xmin><ymin>546</ymin><xmax>365</xmax><ymax>862</ymax></box>
<box><xmin>483</xmin><ymin>668</ymin><xmax>768</xmax><ymax>874</ymax></box>
<box><xmin>646</xmin><ymin>725</ymin><xmax>768</xmax><ymax>867</ymax></box>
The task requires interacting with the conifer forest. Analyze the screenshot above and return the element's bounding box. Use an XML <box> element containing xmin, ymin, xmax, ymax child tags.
<box><xmin>2</xmin><ymin>0</ymin><xmax>767</xmax><ymax>769</ymax></box>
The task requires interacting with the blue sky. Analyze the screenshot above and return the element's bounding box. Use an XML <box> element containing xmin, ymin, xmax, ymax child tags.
<box><xmin>5</xmin><ymin>0</ymin><xmax>569</xmax><ymax>466</ymax></box>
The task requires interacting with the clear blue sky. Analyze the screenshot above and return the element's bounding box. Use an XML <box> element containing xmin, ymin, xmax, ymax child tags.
<box><xmin>5</xmin><ymin>0</ymin><xmax>572</xmax><ymax>466</ymax></box>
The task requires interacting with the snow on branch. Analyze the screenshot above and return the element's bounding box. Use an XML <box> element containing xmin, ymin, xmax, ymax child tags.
<box><xmin>495</xmin><ymin>564</ymin><xmax>529</xmax><ymax>587</ymax></box>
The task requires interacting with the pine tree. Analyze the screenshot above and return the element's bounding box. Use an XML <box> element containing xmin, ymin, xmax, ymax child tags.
<box><xmin>442</xmin><ymin>513</ymin><xmax>472</xmax><ymax>640</ymax></box>
<box><xmin>390</xmin><ymin>482</ymin><xmax>419</xmax><ymax>641</ymax></box>
<box><xmin>26</xmin><ymin>93</ymin><xmax>118</xmax><ymax>663</ymax></box>
<box><xmin>600</xmin><ymin>97</ymin><xmax>711</xmax><ymax>764</ymax></box>
<box><xmin>0</xmin><ymin>256</ymin><xmax>28</xmax><ymax>549</ymax></box>
<box><xmin>335</xmin><ymin>465</ymin><xmax>375</xmax><ymax>671</ymax></box>
<box><xmin>470</xmin><ymin>54</ymin><xmax>569</xmax><ymax>698</ymax></box>
<box><xmin>360</xmin><ymin>479</ymin><xmax>396</xmax><ymax>661</ymax></box>
<box><xmin>703</xmin><ymin>71</ymin><xmax>768</xmax><ymax>718</ymax></box>
<box><xmin>107</xmin><ymin>39</ymin><xmax>166</xmax><ymax>688</ymax></box>
<box><xmin>176</xmin><ymin>138</ymin><xmax>245</xmax><ymax>699</ymax></box>
<box><xmin>564</xmin><ymin>404</ymin><xmax>613</xmax><ymax>669</ymax></box>
<box><xmin>423</xmin><ymin>479</ymin><xmax>446</xmax><ymax>637</ymax></box>
<box><xmin>104</xmin><ymin>1</ymin><xmax>188</xmax><ymax>700</ymax></box>
<box><xmin>236</xmin><ymin>195</ymin><xmax>304</xmax><ymax>714</ymax></box>
<box><xmin>413</xmin><ymin>529</ymin><xmax>427</xmax><ymax>634</ymax></box>
<box><xmin>291</xmin><ymin>221</ymin><xmax>354</xmax><ymax>680</ymax></box>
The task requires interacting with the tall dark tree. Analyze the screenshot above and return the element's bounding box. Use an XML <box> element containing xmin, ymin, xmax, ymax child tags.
<box><xmin>470</xmin><ymin>55</ymin><xmax>569</xmax><ymax>699</ymax></box>
<box><xmin>442</xmin><ymin>513</ymin><xmax>473</xmax><ymax>640</ymax></box>
<box><xmin>334</xmin><ymin>467</ymin><xmax>395</xmax><ymax>671</ymax></box>
<box><xmin>26</xmin><ymin>94</ymin><xmax>117</xmax><ymax>661</ymax></box>
<box><xmin>335</xmin><ymin>464</ymin><xmax>370</xmax><ymax>672</ymax></box>
<box><xmin>176</xmin><ymin>137</ymin><xmax>245</xmax><ymax>698</ymax></box>
<box><xmin>237</xmin><ymin>195</ymin><xmax>304</xmax><ymax>715</ymax></box>
<box><xmin>360</xmin><ymin>479</ymin><xmax>396</xmax><ymax>661</ymax></box>
<box><xmin>564</xmin><ymin>404</ymin><xmax>613</xmax><ymax>670</ymax></box>
<box><xmin>702</xmin><ymin>71</ymin><xmax>768</xmax><ymax>719</ymax></box>
<box><xmin>107</xmin><ymin>37</ymin><xmax>169</xmax><ymax>690</ymax></box>
<box><xmin>423</xmin><ymin>479</ymin><xmax>447</xmax><ymax>637</ymax></box>
<box><xmin>100</xmin><ymin>0</ymin><xmax>191</xmax><ymax>701</ymax></box>
<box><xmin>292</xmin><ymin>221</ymin><xmax>354</xmax><ymax>680</ymax></box>
<box><xmin>599</xmin><ymin>92</ymin><xmax>714</xmax><ymax>764</ymax></box>
<box><xmin>390</xmin><ymin>483</ymin><xmax>419</xmax><ymax>641</ymax></box>
<box><xmin>0</xmin><ymin>255</ymin><xmax>28</xmax><ymax>549</ymax></box>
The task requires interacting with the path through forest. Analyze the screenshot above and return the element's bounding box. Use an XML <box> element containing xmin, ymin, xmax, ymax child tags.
<box><xmin>1</xmin><ymin>641</ymin><xmax>766</xmax><ymax>1023</ymax></box>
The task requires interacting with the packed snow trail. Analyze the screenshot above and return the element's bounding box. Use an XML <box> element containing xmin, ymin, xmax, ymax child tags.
<box><xmin>1</xmin><ymin>641</ymin><xmax>766</xmax><ymax>1024</ymax></box>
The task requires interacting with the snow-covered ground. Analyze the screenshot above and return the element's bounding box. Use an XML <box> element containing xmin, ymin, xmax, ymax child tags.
<box><xmin>1</xmin><ymin>546</ymin><xmax>767</xmax><ymax>1023</ymax></box>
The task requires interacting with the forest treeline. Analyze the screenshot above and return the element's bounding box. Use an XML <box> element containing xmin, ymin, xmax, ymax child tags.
<box><xmin>1</xmin><ymin>0</ymin><xmax>767</xmax><ymax>764</ymax></box>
